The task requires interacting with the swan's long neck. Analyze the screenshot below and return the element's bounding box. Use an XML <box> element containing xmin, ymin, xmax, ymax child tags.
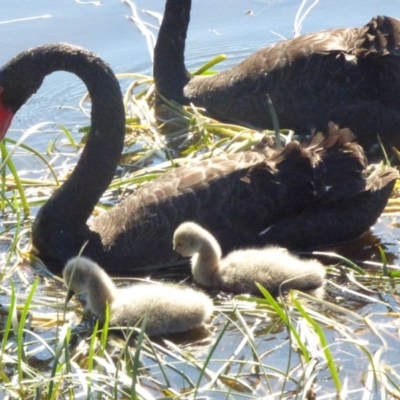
<box><xmin>1</xmin><ymin>44</ymin><xmax>124</xmax><ymax>228</ymax></box>
<box><xmin>87</xmin><ymin>268</ymin><xmax>118</xmax><ymax>321</ymax></box>
<box><xmin>192</xmin><ymin>229</ymin><xmax>222</xmax><ymax>288</ymax></box>
<box><xmin>0</xmin><ymin>44</ymin><xmax>125</xmax><ymax>267</ymax></box>
<box><xmin>153</xmin><ymin>0</ymin><xmax>192</xmax><ymax>102</ymax></box>
<box><xmin>29</xmin><ymin>45</ymin><xmax>125</xmax><ymax>228</ymax></box>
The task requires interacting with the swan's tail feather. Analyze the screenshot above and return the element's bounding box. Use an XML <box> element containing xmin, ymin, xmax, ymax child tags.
<box><xmin>358</xmin><ymin>16</ymin><xmax>400</xmax><ymax>56</ymax></box>
<box><xmin>260</xmin><ymin>164</ymin><xmax>398</xmax><ymax>249</ymax></box>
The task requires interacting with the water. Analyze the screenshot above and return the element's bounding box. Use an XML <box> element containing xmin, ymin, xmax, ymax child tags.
<box><xmin>1</xmin><ymin>1</ymin><xmax>400</xmax><ymax>398</ymax></box>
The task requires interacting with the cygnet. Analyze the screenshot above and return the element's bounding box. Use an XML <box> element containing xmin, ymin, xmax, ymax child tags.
<box><xmin>173</xmin><ymin>222</ymin><xmax>325</xmax><ymax>296</ymax></box>
<box><xmin>63</xmin><ymin>256</ymin><xmax>214</xmax><ymax>336</ymax></box>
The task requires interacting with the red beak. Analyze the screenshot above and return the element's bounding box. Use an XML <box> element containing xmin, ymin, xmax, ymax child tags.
<box><xmin>0</xmin><ymin>104</ymin><xmax>13</xmax><ymax>141</ymax></box>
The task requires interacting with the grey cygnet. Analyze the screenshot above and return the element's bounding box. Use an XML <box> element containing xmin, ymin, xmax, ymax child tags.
<box><xmin>63</xmin><ymin>256</ymin><xmax>214</xmax><ymax>336</ymax></box>
<box><xmin>173</xmin><ymin>222</ymin><xmax>325</xmax><ymax>296</ymax></box>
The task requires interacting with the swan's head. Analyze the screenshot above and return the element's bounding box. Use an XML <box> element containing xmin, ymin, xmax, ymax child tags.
<box><xmin>0</xmin><ymin>44</ymin><xmax>94</xmax><ymax>141</ymax></box>
<box><xmin>63</xmin><ymin>256</ymin><xmax>118</xmax><ymax>321</ymax></box>
<box><xmin>0</xmin><ymin>48</ymin><xmax>48</xmax><ymax>140</ymax></box>
<box><xmin>63</xmin><ymin>256</ymin><xmax>102</xmax><ymax>301</ymax></box>
<box><xmin>173</xmin><ymin>222</ymin><xmax>206</xmax><ymax>257</ymax></box>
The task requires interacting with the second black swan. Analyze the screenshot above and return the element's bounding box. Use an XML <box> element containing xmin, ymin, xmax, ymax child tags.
<box><xmin>154</xmin><ymin>0</ymin><xmax>400</xmax><ymax>158</ymax></box>
<box><xmin>0</xmin><ymin>43</ymin><xmax>397</xmax><ymax>275</ymax></box>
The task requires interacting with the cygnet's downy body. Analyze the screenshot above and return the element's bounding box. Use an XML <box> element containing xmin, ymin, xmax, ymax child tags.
<box><xmin>173</xmin><ymin>222</ymin><xmax>325</xmax><ymax>296</ymax></box>
<box><xmin>63</xmin><ymin>257</ymin><xmax>213</xmax><ymax>336</ymax></box>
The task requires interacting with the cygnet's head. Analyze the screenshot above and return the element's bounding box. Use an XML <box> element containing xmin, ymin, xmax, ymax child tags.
<box><xmin>63</xmin><ymin>256</ymin><xmax>104</xmax><ymax>301</ymax></box>
<box><xmin>173</xmin><ymin>222</ymin><xmax>207</xmax><ymax>257</ymax></box>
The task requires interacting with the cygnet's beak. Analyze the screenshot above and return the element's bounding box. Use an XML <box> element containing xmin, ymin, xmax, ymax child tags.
<box><xmin>66</xmin><ymin>289</ymin><xmax>75</xmax><ymax>303</ymax></box>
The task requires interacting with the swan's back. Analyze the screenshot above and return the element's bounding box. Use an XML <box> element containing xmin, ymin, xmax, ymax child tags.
<box><xmin>187</xmin><ymin>16</ymin><xmax>400</xmax><ymax>144</ymax></box>
<box><xmin>89</xmin><ymin>142</ymin><xmax>320</xmax><ymax>271</ymax></box>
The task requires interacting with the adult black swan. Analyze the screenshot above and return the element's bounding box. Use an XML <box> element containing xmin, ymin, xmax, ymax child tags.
<box><xmin>153</xmin><ymin>0</ymin><xmax>400</xmax><ymax>158</ymax></box>
<box><xmin>0</xmin><ymin>44</ymin><xmax>396</xmax><ymax>275</ymax></box>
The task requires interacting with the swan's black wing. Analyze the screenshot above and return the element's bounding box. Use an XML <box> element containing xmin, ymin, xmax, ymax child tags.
<box><xmin>90</xmin><ymin>146</ymin><xmax>322</xmax><ymax>273</ymax></box>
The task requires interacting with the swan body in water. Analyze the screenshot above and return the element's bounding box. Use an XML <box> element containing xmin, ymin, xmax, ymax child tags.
<box><xmin>0</xmin><ymin>44</ymin><xmax>397</xmax><ymax>275</ymax></box>
<box><xmin>154</xmin><ymin>0</ymin><xmax>400</xmax><ymax>158</ymax></box>
<box><xmin>63</xmin><ymin>256</ymin><xmax>213</xmax><ymax>335</ymax></box>
<box><xmin>173</xmin><ymin>222</ymin><xmax>325</xmax><ymax>296</ymax></box>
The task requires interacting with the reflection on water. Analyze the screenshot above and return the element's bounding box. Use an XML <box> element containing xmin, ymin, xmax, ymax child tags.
<box><xmin>1</xmin><ymin>0</ymin><xmax>400</xmax><ymax>398</ymax></box>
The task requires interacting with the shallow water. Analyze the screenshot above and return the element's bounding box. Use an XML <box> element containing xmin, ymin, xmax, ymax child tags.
<box><xmin>1</xmin><ymin>0</ymin><xmax>400</xmax><ymax>398</ymax></box>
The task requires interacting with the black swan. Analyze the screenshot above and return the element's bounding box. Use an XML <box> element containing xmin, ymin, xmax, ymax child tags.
<box><xmin>173</xmin><ymin>222</ymin><xmax>325</xmax><ymax>297</ymax></box>
<box><xmin>63</xmin><ymin>256</ymin><xmax>213</xmax><ymax>335</ymax></box>
<box><xmin>0</xmin><ymin>44</ymin><xmax>397</xmax><ymax>275</ymax></box>
<box><xmin>153</xmin><ymin>0</ymin><xmax>400</xmax><ymax>158</ymax></box>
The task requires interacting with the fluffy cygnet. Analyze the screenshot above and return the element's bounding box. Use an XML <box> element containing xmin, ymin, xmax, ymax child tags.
<box><xmin>63</xmin><ymin>256</ymin><xmax>213</xmax><ymax>336</ymax></box>
<box><xmin>173</xmin><ymin>222</ymin><xmax>325</xmax><ymax>296</ymax></box>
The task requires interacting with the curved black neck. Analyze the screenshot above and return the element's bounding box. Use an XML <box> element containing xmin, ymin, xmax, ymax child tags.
<box><xmin>153</xmin><ymin>0</ymin><xmax>192</xmax><ymax>102</ymax></box>
<box><xmin>2</xmin><ymin>44</ymin><xmax>125</xmax><ymax>229</ymax></box>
